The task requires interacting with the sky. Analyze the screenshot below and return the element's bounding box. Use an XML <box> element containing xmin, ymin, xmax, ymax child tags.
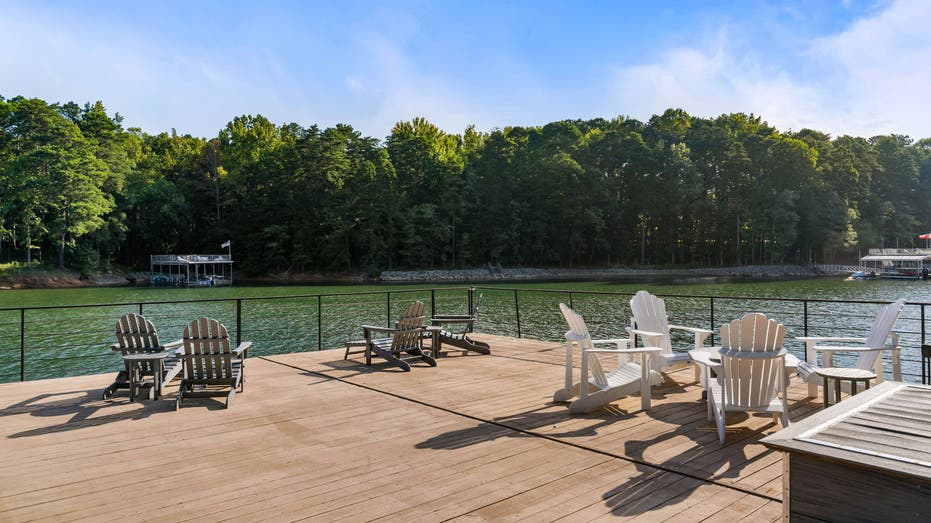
<box><xmin>3</xmin><ymin>0</ymin><xmax>930</xmax><ymax>140</ymax></box>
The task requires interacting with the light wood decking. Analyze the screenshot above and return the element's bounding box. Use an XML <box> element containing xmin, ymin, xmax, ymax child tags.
<box><xmin>0</xmin><ymin>335</ymin><xmax>824</xmax><ymax>522</ymax></box>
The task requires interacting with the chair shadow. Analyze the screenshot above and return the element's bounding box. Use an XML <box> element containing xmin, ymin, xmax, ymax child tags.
<box><xmin>1</xmin><ymin>387</ymin><xmax>178</xmax><ymax>438</ymax></box>
<box><xmin>315</xmin><ymin>356</ymin><xmax>434</xmax><ymax>377</ymax></box>
<box><xmin>599</xmin><ymin>391</ymin><xmax>823</xmax><ymax>516</ymax></box>
<box><xmin>416</xmin><ymin>372</ymin><xmax>692</xmax><ymax>451</ymax></box>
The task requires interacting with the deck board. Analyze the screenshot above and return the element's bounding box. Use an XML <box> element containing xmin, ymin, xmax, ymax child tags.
<box><xmin>0</xmin><ymin>333</ymin><xmax>829</xmax><ymax>521</ymax></box>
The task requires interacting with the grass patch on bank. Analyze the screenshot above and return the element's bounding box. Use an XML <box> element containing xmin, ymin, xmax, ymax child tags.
<box><xmin>0</xmin><ymin>262</ymin><xmax>78</xmax><ymax>280</ymax></box>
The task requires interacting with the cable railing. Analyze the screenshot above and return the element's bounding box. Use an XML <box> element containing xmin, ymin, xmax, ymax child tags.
<box><xmin>1</xmin><ymin>286</ymin><xmax>930</xmax><ymax>384</ymax></box>
<box><xmin>471</xmin><ymin>287</ymin><xmax>931</xmax><ymax>384</ymax></box>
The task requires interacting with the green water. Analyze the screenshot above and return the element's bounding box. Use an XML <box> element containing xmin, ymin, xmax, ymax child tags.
<box><xmin>1</xmin><ymin>277</ymin><xmax>929</xmax><ymax>383</ymax></box>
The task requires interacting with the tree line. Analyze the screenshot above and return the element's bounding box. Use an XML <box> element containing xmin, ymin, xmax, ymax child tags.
<box><xmin>2</xmin><ymin>96</ymin><xmax>930</xmax><ymax>275</ymax></box>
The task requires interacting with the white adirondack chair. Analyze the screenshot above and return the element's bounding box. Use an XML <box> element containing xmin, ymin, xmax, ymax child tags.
<box><xmin>553</xmin><ymin>303</ymin><xmax>662</xmax><ymax>413</ymax></box>
<box><xmin>796</xmin><ymin>298</ymin><xmax>905</xmax><ymax>403</ymax></box>
<box><xmin>708</xmin><ymin>313</ymin><xmax>789</xmax><ymax>445</ymax></box>
<box><xmin>628</xmin><ymin>290</ymin><xmax>713</xmax><ymax>383</ymax></box>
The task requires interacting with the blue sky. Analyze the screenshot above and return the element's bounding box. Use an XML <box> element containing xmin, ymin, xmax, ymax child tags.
<box><xmin>3</xmin><ymin>0</ymin><xmax>929</xmax><ymax>140</ymax></box>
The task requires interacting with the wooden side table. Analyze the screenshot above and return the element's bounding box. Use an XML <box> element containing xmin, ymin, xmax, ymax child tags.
<box><xmin>122</xmin><ymin>352</ymin><xmax>169</xmax><ymax>401</ymax></box>
<box><xmin>816</xmin><ymin>367</ymin><xmax>876</xmax><ymax>408</ymax></box>
<box><xmin>424</xmin><ymin>326</ymin><xmax>443</xmax><ymax>358</ymax></box>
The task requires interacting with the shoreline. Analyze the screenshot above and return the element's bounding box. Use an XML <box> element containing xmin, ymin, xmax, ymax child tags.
<box><xmin>376</xmin><ymin>264</ymin><xmax>825</xmax><ymax>283</ymax></box>
<box><xmin>0</xmin><ymin>264</ymin><xmax>827</xmax><ymax>289</ymax></box>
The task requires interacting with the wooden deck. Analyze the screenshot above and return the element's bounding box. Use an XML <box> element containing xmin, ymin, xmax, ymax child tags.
<box><xmin>0</xmin><ymin>335</ymin><xmax>825</xmax><ymax>522</ymax></box>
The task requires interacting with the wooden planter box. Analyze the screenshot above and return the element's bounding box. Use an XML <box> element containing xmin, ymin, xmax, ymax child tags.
<box><xmin>761</xmin><ymin>382</ymin><xmax>931</xmax><ymax>522</ymax></box>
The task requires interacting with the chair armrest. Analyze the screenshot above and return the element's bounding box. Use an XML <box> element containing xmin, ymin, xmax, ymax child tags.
<box><xmin>626</xmin><ymin>327</ymin><xmax>664</xmax><ymax>338</ymax></box>
<box><xmin>584</xmin><ymin>347</ymin><xmax>664</xmax><ymax>354</ymax></box>
<box><xmin>361</xmin><ymin>325</ymin><xmax>398</xmax><ymax>335</ymax></box>
<box><xmin>812</xmin><ymin>344</ymin><xmax>893</xmax><ymax>353</ymax></box>
<box><xmin>163</xmin><ymin>338</ymin><xmax>184</xmax><ymax>350</ymax></box>
<box><xmin>430</xmin><ymin>317</ymin><xmax>474</xmax><ymax>326</ymax></box>
<box><xmin>669</xmin><ymin>325</ymin><xmax>713</xmax><ymax>335</ymax></box>
<box><xmin>233</xmin><ymin>341</ymin><xmax>252</xmax><ymax>358</ymax></box>
<box><xmin>796</xmin><ymin>336</ymin><xmax>867</xmax><ymax>343</ymax></box>
<box><xmin>592</xmin><ymin>338</ymin><xmax>631</xmax><ymax>348</ymax></box>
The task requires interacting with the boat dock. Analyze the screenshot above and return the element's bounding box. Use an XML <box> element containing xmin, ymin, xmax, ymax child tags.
<box><xmin>858</xmin><ymin>248</ymin><xmax>931</xmax><ymax>279</ymax></box>
<box><xmin>0</xmin><ymin>334</ymin><xmax>825</xmax><ymax>521</ymax></box>
<box><xmin>149</xmin><ymin>254</ymin><xmax>233</xmax><ymax>287</ymax></box>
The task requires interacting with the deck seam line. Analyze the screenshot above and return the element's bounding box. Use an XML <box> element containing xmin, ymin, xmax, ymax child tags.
<box><xmin>257</xmin><ymin>355</ymin><xmax>781</xmax><ymax>504</ymax></box>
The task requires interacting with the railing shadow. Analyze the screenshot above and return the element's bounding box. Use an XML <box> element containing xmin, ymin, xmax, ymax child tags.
<box><xmin>416</xmin><ymin>404</ymin><xmax>634</xmax><ymax>450</ymax></box>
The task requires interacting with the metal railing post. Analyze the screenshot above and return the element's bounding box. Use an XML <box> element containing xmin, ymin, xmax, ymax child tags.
<box><xmin>709</xmin><ymin>297</ymin><xmax>715</xmax><ymax>345</ymax></box>
<box><xmin>236</xmin><ymin>299</ymin><xmax>242</xmax><ymax>347</ymax></box>
<box><xmin>803</xmin><ymin>300</ymin><xmax>809</xmax><ymax>338</ymax></box>
<box><xmin>921</xmin><ymin>304</ymin><xmax>926</xmax><ymax>345</ymax></box>
<box><xmin>569</xmin><ymin>291</ymin><xmax>574</xmax><ymax>309</ymax></box>
<box><xmin>317</xmin><ymin>295</ymin><xmax>323</xmax><ymax>351</ymax></box>
<box><xmin>138</xmin><ymin>303</ymin><xmax>143</xmax><ymax>315</ymax></box>
<box><xmin>20</xmin><ymin>309</ymin><xmax>25</xmax><ymax>382</ymax></box>
<box><xmin>514</xmin><ymin>289</ymin><xmax>522</xmax><ymax>338</ymax></box>
<box><xmin>386</xmin><ymin>292</ymin><xmax>391</xmax><ymax>327</ymax></box>
<box><xmin>468</xmin><ymin>288</ymin><xmax>474</xmax><ymax>316</ymax></box>
<box><xmin>431</xmin><ymin>289</ymin><xmax>436</xmax><ymax>317</ymax></box>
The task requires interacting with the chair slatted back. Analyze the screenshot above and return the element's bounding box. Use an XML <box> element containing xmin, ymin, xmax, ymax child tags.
<box><xmin>182</xmin><ymin>317</ymin><xmax>234</xmax><ymax>380</ymax></box>
<box><xmin>559</xmin><ymin>303</ymin><xmax>608</xmax><ymax>389</ymax></box>
<box><xmin>115</xmin><ymin>313</ymin><xmax>161</xmax><ymax>353</ymax></box>
<box><xmin>856</xmin><ymin>298</ymin><xmax>905</xmax><ymax>370</ymax></box>
<box><xmin>630</xmin><ymin>291</ymin><xmax>672</xmax><ymax>354</ymax></box>
<box><xmin>391</xmin><ymin>315</ymin><xmax>426</xmax><ymax>351</ymax></box>
<box><xmin>720</xmin><ymin>313</ymin><xmax>786</xmax><ymax>409</ymax></box>
<box><xmin>402</xmin><ymin>301</ymin><xmax>426</xmax><ymax>319</ymax></box>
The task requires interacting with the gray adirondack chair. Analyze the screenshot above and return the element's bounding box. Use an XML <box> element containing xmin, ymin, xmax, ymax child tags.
<box><xmin>176</xmin><ymin>317</ymin><xmax>251</xmax><ymax>409</ymax></box>
<box><xmin>430</xmin><ymin>293</ymin><xmax>491</xmax><ymax>354</ymax></box>
<box><xmin>103</xmin><ymin>313</ymin><xmax>183</xmax><ymax>400</ymax></box>
<box><xmin>361</xmin><ymin>301</ymin><xmax>436</xmax><ymax>371</ymax></box>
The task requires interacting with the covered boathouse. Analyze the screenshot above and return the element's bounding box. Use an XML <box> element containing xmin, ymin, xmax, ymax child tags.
<box><xmin>859</xmin><ymin>248</ymin><xmax>931</xmax><ymax>279</ymax></box>
<box><xmin>149</xmin><ymin>254</ymin><xmax>233</xmax><ymax>286</ymax></box>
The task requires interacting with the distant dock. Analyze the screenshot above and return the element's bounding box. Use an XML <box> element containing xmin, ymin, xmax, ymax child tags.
<box><xmin>150</xmin><ymin>254</ymin><xmax>233</xmax><ymax>287</ymax></box>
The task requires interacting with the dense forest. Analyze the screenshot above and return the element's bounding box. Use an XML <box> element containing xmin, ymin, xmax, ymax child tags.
<box><xmin>2</xmin><ymin>95</ymin><xmax>930</xmax><ymax>275</ymax></box>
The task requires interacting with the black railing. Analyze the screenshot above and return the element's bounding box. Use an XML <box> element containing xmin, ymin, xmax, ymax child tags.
<box><xmin>2</xmin><ymin>286</ymin><xmax>930</xmax><ymax>384</ymax></box>
<box><xmin>471</xmin><ymin>286</ymin><xmax>931</xmax><ymax>384</ymax></box>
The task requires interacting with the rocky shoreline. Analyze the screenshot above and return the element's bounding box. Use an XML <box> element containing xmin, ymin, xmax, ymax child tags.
<box><xmin>0</xmin><ymin>264</ymin><xmax>827</xmax><ymax>289</ymax></box>
<box><xmin>378</xmin><ymin>264</ymin><xmax>824</xmax><ymax>283</ymax></box>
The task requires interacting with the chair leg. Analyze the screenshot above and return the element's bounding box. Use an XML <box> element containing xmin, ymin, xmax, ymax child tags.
<box><xmin>717</xmin><ymin>412</ymin><xmax>726</xmax><ymax>445</ymax></box>
<box><xmin>176</xmin><ymin>379</ymin><xmax>189</xmax><ymax>410</ymax></box>
<box><xmin>420</xmin><ymin>353</ymin><xmax>437</xmax><ymax>367</ymax></box>
<box><xmin>371</xmin><ymin>345</ymin><xmax>411</xmax><ymax>371</ymax></box>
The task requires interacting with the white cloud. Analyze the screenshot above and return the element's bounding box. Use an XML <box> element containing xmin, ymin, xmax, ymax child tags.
<box><xmin>610</xmin><ymin>33</ymin><xmax>824</xmax><ymax>133</ymax></box>
<box><xmin>608</xmin><ymin>0</ymin><xmax>931</xmax><ymax>139</ymax></box>
<box><xmin>0</xmin><ymin>4</ymin><xmax>316</xmax><ymax>137</ymax></box>
<box><xmin>350</xmin><ymin>33</ymin><xmax>485</xmax><ymax>137</ymax></box>
<box><xmin>812</xmin><ymin>0</ymin><xmax>931</xmax><ymax>138</ymax></box>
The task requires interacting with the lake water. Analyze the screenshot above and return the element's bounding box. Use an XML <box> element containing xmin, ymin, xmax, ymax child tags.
<box><xmin>2</xmin><ymin>277</ymin><xmax>929</xmax><ymax>383</ymax></box>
